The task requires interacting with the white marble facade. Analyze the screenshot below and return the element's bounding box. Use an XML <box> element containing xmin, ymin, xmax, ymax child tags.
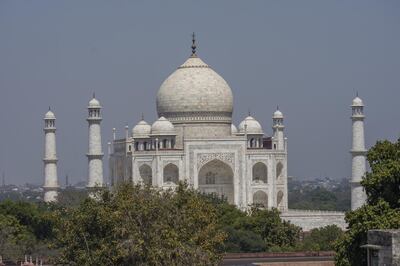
<box><xmin>111</xmin><ymin>133</ymin><xmax>288</xmax><ymax>211</ymax></box>
<box><xmin>110</xmin><ymin>49</ymin><xmax>289</xmax><ymax>211</ymax></box>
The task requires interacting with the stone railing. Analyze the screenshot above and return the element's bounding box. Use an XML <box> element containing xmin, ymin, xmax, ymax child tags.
<box><xmin>281</xmin><ymin>209</ymin><xmax>347</xmax><ymax>231</ymax></box>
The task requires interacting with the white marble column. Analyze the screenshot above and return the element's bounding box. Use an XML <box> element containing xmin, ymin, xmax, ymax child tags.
<box><xmin>350</xmin><ymin>96</ymin><xmax>367</xmax><ymax>210</ymax></box>
<box><xmin>87</xmin><ymin>96</ymin><xmax>104</xmax><ymax>189</ymax></box>
<box><xmin>43</xmin><ymin>108</ymin><xmax>59</xmax><ymax>202</ymax></box>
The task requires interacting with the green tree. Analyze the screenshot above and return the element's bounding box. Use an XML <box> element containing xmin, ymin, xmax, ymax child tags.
<box><xmin>208</xmin><ymin>196</ymin><xmax>301</xmax><ymax>253</ymax></box>
<box><xmin>302</xmin><ymin>225</ymin><xmax>343</xmax><ymax>251</ymax></box>
<box><xmin>57</xmin><ymin>187</ymin><xmax>88</xmax><ymax>207</ymax></box>
<box><xmin>362</xmin><ymin>139</ymin><xmax>400</xmax><ymax>208</ymax></box>
<box><xmin>335</xmin><ymin>138</ymin><xmax>400</xmax><ymax>266</ymax></box>
<box><xmin>245</xmin><ymin>207</ymin><xmax>300</xmax><ymax>251</ymax></box>
<box><xmin>289</xmin><ymin>185</ymin><xmax>348</xmax><ymax>211</ymax></box>
<box><xmin>0</xmin><ymin>214</ymin><xmax>36</xmax><ymax>262</ymax></box>
<box><xmin>0</xmin><ymin>200</ymin><xmax>54</xmax><ymax>240</ymax></box>
<box><xmin>53</xmin><ymin>183</ymin><xmax>226</xmax><ymax>265</ymax></box>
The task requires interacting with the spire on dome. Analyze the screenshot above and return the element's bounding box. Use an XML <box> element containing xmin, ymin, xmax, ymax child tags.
<box><xmin>273</xmin><ymin>106</ymin><xmax>284</xmax><ymax>119</ymax></box>
<box><xmin>45</xmin><ymin>108</ymin><xmax>56</xmax><ymax>119</ymax></box>
<box><xmin>88</xmin><ymin>94</ymin><xmax>101</xmax><ymax>108</ymax></box>
<box><xmin>191</xmin><ymin>32</ymin><xmax>197</xmax><ymax>57</ymax></box>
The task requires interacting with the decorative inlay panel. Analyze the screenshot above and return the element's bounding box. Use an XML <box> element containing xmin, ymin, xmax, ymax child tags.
<box><xmin>197</xmin><ymin>152</ymin><xmax>235</xmax><ymax>170</ymax></box>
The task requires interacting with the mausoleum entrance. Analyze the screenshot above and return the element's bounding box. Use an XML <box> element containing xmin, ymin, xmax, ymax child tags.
<box><xmin>198</xmin><ymin>159</ymin><xmax>234</xmax><ymax>204</ymax></box>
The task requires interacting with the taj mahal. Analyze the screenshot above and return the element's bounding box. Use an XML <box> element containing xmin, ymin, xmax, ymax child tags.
<box><xmin>42</xmin><ymin>36</ymin><xmax>369</xmax><ymax>231</ymax></box>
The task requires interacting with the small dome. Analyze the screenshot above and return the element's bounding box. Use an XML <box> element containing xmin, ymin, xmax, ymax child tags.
<box><xmin>88</xmin><ymin>97</ymin><xmax>101</xmax><ymax>108</ymax></box>
<box><xmin>44</xmin><ymin>110</ymin><xmax>55</xmax><ymax>119</ymax></box>
<box><xmin>231</xmin><ymin>124</ymin><xmax>238</xmax><ymax>134</ymax></box>
<box><xmin>352</xmin><ymin>97</ymin><xmax>364</xmax><ymax>106</ymax></box>
<box><xmin>273</xmin><ymin>109</ymin><xmax>283</xmax><ymax>118</ymax></box>
<box><xmin>132</xmin><ymin>120</ymin><xmax>151</xmax><ymax>137</ymax></box>
<box><xmin>238</xmin><ymin>116</ymin><xmax>263</xmax><ymax>134</ymax></box>
<box><xmin>151</xmin><ymin>117</ymin><xmax>175</xmax><ymax>135</ymax></box>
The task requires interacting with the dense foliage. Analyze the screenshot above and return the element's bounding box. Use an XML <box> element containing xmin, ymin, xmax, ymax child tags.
<box><xmin>288</xmin><ymin>179</ymin><xmax>350</xmax><ymax>211</ymax></box>
<box><xmin>0</xmin><ymin>200</ymin><xmax>54</xmax><ymax>262</ymax></box>
<box><xmin>53</xmin><ymin>183</ymin><xmax>226</xmax><ymax>265</ymax></box>
<box><xmin>0</xmin><ymin>214</ymin><xmax>35</xmax><ymax>262</ymax></box>
<box><xmin>56</xmin><ymin>187</ymin><xmax>88</xmax><ymax>207</ymax></box>
<box><xmin>0</xmin><ymin>182</ymin><xmax>346</xmax><ymax>264</ymax></box>
<box><xmin>301</xmin><ymin>225</ymin><xmax>343</xmax><ymax>251</ymax></box>
<box><xmin>335</xmin><ymin>138</ymin><xmax>400</xmax><ymax>266</ymax></box>
<box><xmin>209</xmin><ymin>198</ymin><xmax>301</xmax><ymax>253</ymax></box>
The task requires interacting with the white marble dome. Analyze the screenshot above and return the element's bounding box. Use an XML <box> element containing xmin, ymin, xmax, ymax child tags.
<box><xmin>151</xmin><ymin>117</ymin><xmax>175</xmax><ymax>135</ymax></box>
<box><xmin>231</xmin><ymin>124</ymin><xmax>238</xmax><ymax>134</ymax></box>
<box><xmin>273</xmin><ymin>109</ymin><xmax>283</xmax><ymax>118</ymax></box>
<box><xmin>132</xmin><ymin>120</ymin><xmax>151</xmax><ymax>137</ymax></box>
<box><xmin>88</xmin><ymin>98</ymin><xmax>101</xmax><ymax>108</ymax></box>
<box><xmin>238</xmin><ymin>116</ymin><xmax>263</xmax><ymax>134</ymax></box>
<box><xmin>352</xmin><ymin>97</ymin><xmax>364</xmax><ymax>106</ymax></box>
<box><xmin>44</xmin><ymin>110</ymin><xmax>55</xmax><ymax>119</ymax></box>
<box><xmin>156</xmin><ymin>56</ymin><xmax>233</xmax><ymax>123</ymax></box>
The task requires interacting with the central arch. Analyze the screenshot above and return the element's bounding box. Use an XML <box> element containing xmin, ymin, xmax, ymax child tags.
<box><xmin>198</xmin><ymin>159</ymin><xmax>234</xmax><ymax>204</ymax></box>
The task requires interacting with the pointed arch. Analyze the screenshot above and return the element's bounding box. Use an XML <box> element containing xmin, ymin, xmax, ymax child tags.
<box><xmin>276</xmin><ymin>162</ymin><xmax>284</xmax><ymax>179</ymax></box>
<box><xmin>163</xmin><ymin>163</ymin><xmax>179</xmax><ymax>184</ymax></box>
<box><xmin>139</xmin><ymin>164</ymin><xmax>152</xmax><ymax>186</ymax></box>
<box><xmin>162</xmin><ymin>139</ymin><xmax>167</xmax><ymax>149</ymax></box>
<box><xmin>253</xmin><ymin>190</ymin><xmax>268</xmax><ymax>208</ymax></box>
<box><xmin>250</xmin><ymin>138</ymin><xmax>255</xmax><ymax>148</ymax></box>
<box><xmin>277</xmin><ymin>190</ymin><xmax>284</xmax><ymax>209</ymax></box>
<box><xmin>252</xmin><ymin>162</ymin><xmax>268</xmax><ymax>183</ymax></box>
<box><xmin>198</xmin><ymin>159</ymin><xmax>234</xmax><ymax>204</ymax></box>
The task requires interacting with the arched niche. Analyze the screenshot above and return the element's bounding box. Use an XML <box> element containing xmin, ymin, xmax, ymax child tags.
<box><xmin>162</xmin><ymin>139</ymin><xmax>168</xmax><ymax>149</ymax></box>
<box><xmin>198</xmin><ymin>159</ymin><xmax>234</xmax><ymax>204</ymax></box>
<box><xmin>253</xmin><ymin>190</ymin><xmax>268</xmax><ymax>208</ymax></box>
<box><xmin>252</xmin><ymin>162</ymin><xmax>268</xmax><ymax>183</ymax></box>
<box><xmin>276</xmin><ymin>162</ymin><xmax>284</xmax><ymax>179</ymax></box>
<box><xmin>277</xmin><ymin>190</ymin><xmax>284</xmax><ymax>209</ymax></box>
<box><xmin>139</xmin><ymin>164</ymin><xmax>152</xmax><ymax>186</ymax></box>
<box><xmin>250</xmin><ymin>138</ymin><xmax>255</xmax><ymax>148</ymax></box>
<box><xmin>163</xmin><ymin>163</ymin><xmax>179</xmax><ymax>184</ymax></box>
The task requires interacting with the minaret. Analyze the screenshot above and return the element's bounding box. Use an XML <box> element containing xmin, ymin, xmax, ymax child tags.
<box><xmin>272</xmin><ymin>107</ymin><xmax>285</xmax><ymax>150</ymax></box>
<box><xmin>87</xmin><ymin>94</ymin><xmax>104</xmax><ymax>189</ymax></box>
<box><xmin>43</xmin><ymin>108</ymin><xmax>59</xmax><ymax>202</ymax></box>
<box><xmin>350</xmin><ymin>95</ymin><xmax>367</xmax><ymax>210</ymax></box>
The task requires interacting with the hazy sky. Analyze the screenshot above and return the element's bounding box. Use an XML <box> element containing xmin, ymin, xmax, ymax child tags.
<box><xmin>0</xmin><ymin>1</ymin><xmax>399</xmax><ymax>185</ymax></box>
